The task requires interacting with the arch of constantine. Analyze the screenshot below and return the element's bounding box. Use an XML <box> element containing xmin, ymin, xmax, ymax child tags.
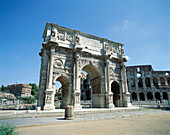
<box><xmin>37</xmin><ymin>23</ymin><xmax>132</xmax><ymax>110</ymax></box>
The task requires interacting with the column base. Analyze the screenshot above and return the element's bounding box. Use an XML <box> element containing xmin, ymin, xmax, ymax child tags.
<box><xmin>43</xmin><ymin>104</ymin><xmax>55</xmax><ymax>111</ymax></box>
<box><xmin>74</xmin><ymin>104</ymin><xmax>82</xmax><ymax>110</ymax></box>
<box><xmin>108</xmin><ymin>103</ymin><xmax>115</xmax><ymax>108</ymax></box>
<box><xmin>123</xmin><ymin>93</ymin><xmax>132</xmax><ymax>107</ymax></box>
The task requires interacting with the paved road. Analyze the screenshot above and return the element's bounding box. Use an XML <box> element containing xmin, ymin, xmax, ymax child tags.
<box><xmin>0</xmin><ymin>108</ymin><xmax>169</xmax><ymax>127</ymax></box>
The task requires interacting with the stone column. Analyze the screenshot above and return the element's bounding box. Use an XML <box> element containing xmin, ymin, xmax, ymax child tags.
<box><xmin>127</xmin><ymin>72</ymin><xmax>131</xmax><ymax>92</ymax></box>
<box><xmin>150</xmin><ymin>76</ymin><xmax>155</xmax><ymax>100</ymax></box>
<box><xmin>105</xmin><ymin>58</ymin><xmax>114</xmax><ymax>108</ymax></box>
<box><xmin>153</xmin><ymin>91</ymin><xmax>155</xmax><ymax>100</ymax></box>
<box><xmin>37</xmin><ymin>48</ymin><xmax>49</xmax><ymax>109</ymax></box>
<box><xmin>157</xmin><ymin>78</ymin><xmax>161</xmax><ymax>85</ymax></box>
<box><xmin>141</xmin><ymin>71</ymin><xmax>146</xmax><ymax>90</ymax></box>
<box><xmin>134</xmin><ymin>71</ymin><xmax>139</xmax><ymax>89</ymax></box>
<box><xmin>121</xmin><ymin>62</ymin><xmax>132</xmax><ymax>107</ymax></box>
<box><xmin>165</xmin><ymin>77</ymin><xmax>168</xmax><ymax>85</ymax></box>
<box><xmin>73</xmin><ymin>52</ymin><xmax>82</xmax><ymax>110</ymax></box>
<box><xmin>137</xmin><ymin>92</ymin><xmax>140</xmax><ymax>101</ymax></box>
<box><xmin>160</xmin><ymin>92</ymin><xmax>163</xmax><ymax>101</ymax></box>
<box><xmin>43</xmin><ymin>46</ymin><xmax>55</xmax><ymax>111</ymax></box>
<box><xmin>144</xmin><ymin>92</ymin><xmax>147</xmax><ymax>101</ymax></box>
<box><xmin>150</xmin><ymin>76</ymin><xmax>154</xmax><ymax>88</ymax></box>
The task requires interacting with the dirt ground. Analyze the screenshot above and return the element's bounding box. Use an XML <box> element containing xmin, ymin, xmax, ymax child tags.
<box><xmin>17</xmin><ymin>113</ymin><xmax>170</xmax><ymax>135</ymax></box>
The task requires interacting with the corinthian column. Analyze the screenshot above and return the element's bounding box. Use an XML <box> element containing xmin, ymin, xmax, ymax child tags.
<box><xmin>44</xmin><ymin>46</ymin><xmax>56</xmax><ymax>111</ymax></box>
<box><xmin>73</xmin><ymin>52</ymin><xmax>82</xmax><ymax>110</ymax></box>
<box><xmin>121</xmin><ymin>62</ymin><xmax>132</xmax><ymax>107</ymax></box>
<box><xmin>105</xmin><ymin>57</ymin><xmax>114</xmax><ymax>108</ymax></box>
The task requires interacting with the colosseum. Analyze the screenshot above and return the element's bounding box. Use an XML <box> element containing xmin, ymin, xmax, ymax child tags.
<box><xmin>126</xmin><ymin>65</ymin><xmax>170</xmax><ymax>104</ymax></box>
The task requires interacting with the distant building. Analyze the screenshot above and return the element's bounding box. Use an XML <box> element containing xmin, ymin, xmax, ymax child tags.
<box><xmin>7</xmin><ymin>84</ymin><xmax>32</xmax><ymax>97</ymax></box>
<box><xmin>126</xmin><ymin>65</ymin><xmax>170</xmax><ymax>102</ymax></box>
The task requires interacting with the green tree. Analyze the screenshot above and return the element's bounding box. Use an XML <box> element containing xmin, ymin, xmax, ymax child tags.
<box><xmin>0</xmin><ymin>85</ymin><xmax>7</xmax><ymax>91</ymax></box>
<box><xmin>29</xmin><ymin>83</ymin><xmax>39</xmax><ymax>98</ymax></box>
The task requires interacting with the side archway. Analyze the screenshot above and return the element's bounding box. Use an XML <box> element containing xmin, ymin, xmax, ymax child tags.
<box><xmin>111</xmin><ymin>81</ymin><xmax>120</xmax><ymax>107</ymax></box>
<box><xmin>55</xmin><ymin>76</ymin><xmax>70</xmax><ymax>109</ymax></box>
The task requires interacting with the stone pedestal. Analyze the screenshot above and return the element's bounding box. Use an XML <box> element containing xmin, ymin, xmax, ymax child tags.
<box><xmin>73</xmin><ymin>92</ymin><xmax>82</xmax><ymax>110</ymax></box>
<box><xmin>91</xmin><ymin>94</ymin><xmax>106</xmax><ymax>108</ymax></box>
<box><xmin>36</xmin><ymin>107</ymin><xmax>41</xmax><ymax>111</ymax></box>
<box><xmin>43</xmin><ymin>88</ymin><xmax>55</xmax><ymax>111</ymax></box>
<box><xmin>123</xmin><ymin>92</ymin><xmax>132</xmax><ymax>107</ymax></box>
<box><xmin>106</xmin><ymin>93</ymin><xmax>115</xmax><ymax>108</ymax></box>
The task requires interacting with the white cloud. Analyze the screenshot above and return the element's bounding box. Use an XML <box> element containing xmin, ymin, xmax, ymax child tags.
<box><xmin>122</xmin><ymin>20</ymin><xmax>129</xmax><ymax>30</ymax></box>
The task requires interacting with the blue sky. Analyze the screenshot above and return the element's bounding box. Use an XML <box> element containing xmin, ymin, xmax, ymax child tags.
<box><xmin>0</xmin><ymin>0</ymin><xmax>170</xmax><ymax>86</ymax></box>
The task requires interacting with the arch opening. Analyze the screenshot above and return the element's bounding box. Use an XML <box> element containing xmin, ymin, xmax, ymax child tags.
<box><xmin>147</xmin><ymin>92</ymin><xmax>153</xmax><ymax>101</ymax></box>
<box><xmin>155</xmin><ymin>92</ymin><xmax>160</xmax><ymax>100</ymax></box>
<box><xmin>80</xmin><ymin>71</ymin><xmax>91</xmax><ymax>101</ymax></box>
<box><xmin>82</xmin><ymin>64</ymin><xmax>102</xmax><ymax>94</ymax></box>
<box><xmin>111</xmin><ymin>81</ymin><xmax>120</xmax><ymax>107</ymax></box>
<box><xmin>138</xmin><ymin>78</ymin><xmax>143</xmax><ymax>88</ymax></box>
<box><xmin>167</xmin><ymin>77</ymin><xmax>170</xmax><ymax>85</ymax></box>
<box><xmin>160</xmin><ymin>77</ymin><xmax>165</xmax><ymax>85</ymax></box>
<box><xmin>145</xmin><ymin>77</ymin><xmax>151</xmax><ymax>87</ymax></box>
<box><xmin>131</xmin><ymin>78</ymin><xmax>135</xmax><ymax>87</ymax></box>
<box><xmin>163</xmin><ymin>92</ymin><xmax>168</xmax><ymax>100</ymax></box>
<box><xmin>132</xmin><ymin>92</ymin><xmax>137</xmax><ymax>101</ymax></box>
<box><xmin>153</xmin><ymin>77</ymin><xmax>159</xmax><ymax>89</ymax></box>
<box><xmin>139</xmin><ymin>92</ymin><xmax>145</xmax><ymax>101</ymax></box>
<box><xmin>81</xmin><ymin>64</ymin><xmax>102</xmax><ymax>108</ymax></box>
<box><xmin>55</xmin><ymin>76</ymin><xmax>69</xmax><ymax>109</ymax></box>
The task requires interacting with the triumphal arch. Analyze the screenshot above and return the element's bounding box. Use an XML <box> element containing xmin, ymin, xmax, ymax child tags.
<box><xmin>37</xmin><ymin>22</ymin><xmax>131</xmax><ymax>110</ymax></box>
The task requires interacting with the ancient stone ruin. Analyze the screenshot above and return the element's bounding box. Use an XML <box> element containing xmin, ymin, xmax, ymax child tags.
<box><xmin>126</xmin><ymin>65</ymin><xmax>170</xmax><ymax>102</ymax></box>
<box><xmin>37</xmin><ymin>23</ymin><xmax>131</xmax><ymax>110</ymax></box>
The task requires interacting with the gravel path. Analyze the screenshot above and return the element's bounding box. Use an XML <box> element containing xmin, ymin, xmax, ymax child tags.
<box><xmin>75</xmin><ymin>109</ymin><xmax>170</xmax><ymax>120</ymax></box>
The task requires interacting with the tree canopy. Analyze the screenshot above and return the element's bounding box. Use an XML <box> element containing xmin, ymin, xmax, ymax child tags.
<box><xmin>29</xmin><ymin>83</ymin><xmax>39</xmax><ymax>98</ymax></box>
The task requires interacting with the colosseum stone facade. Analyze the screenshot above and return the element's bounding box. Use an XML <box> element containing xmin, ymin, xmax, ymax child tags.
<box><xmin>126</xmin><ymin>65</ymin><xmax>170</xmax><ymax>103</ymax></box>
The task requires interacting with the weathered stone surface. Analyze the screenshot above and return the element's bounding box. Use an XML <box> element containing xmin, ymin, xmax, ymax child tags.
<box><xmin>37</xmin><ymin>22</ymin><xmax>131</xmax><ymax>110</ymax></box>
<box><xmin>126</xmin><ymin>65</ymin><xmax>170</xmax><ymax>104</ymax></box>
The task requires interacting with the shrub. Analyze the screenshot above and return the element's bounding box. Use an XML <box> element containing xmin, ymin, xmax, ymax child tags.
<box><xmin>0</xmin><ymin>123</ymin><xmax>19</xmax><ymax>135</ymax></box>
<box><xmin>18</xmin><ymin>96</ymin><xmax>36</xmax><ymax>104</ymax></box>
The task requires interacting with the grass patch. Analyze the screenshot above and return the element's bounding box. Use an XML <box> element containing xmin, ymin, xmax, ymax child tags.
<box><xmin>0</xmin><ymin>123</ymin><xmax>19</xmax><ymax>135</ymax></box>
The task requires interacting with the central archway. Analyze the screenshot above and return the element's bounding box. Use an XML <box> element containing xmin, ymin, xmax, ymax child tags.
<box><xmin>111</xmin><ymin>81</ymin><xmax>120</xmax><ymax>107</ymax></box>
<box><xmin>81</xmin><ymin>64</ymin><xmax>102</xmax><ymax>107</ymax></box>
<box><xmin>55</xmin><ymin>76</ymin><xmax>69</xmax><ymax>109</ymax></box>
